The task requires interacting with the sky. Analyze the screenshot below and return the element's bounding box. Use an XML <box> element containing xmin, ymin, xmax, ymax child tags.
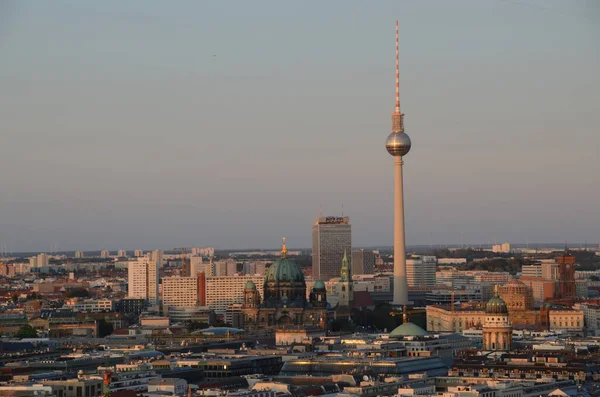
<box><xmin>0</xmin><ymin>0</ymin><xmax>599</xmax><ymax>252</ymax></box>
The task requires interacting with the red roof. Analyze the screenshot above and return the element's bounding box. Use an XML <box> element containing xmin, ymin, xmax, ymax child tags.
<box><xmin>353</xmin><ymin>291</ymin><xmax>375</xmax><ymax>308</ymax></box>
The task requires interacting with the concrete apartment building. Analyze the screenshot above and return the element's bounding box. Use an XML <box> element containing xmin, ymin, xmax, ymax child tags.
<box><xmin>205</xmin><ymin>275</ymin><xmax>265</xmax><ymax>314</ymax></box>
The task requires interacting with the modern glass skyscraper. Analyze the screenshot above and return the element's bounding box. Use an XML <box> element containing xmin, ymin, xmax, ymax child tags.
<box><xmin>312</xmin><ymin>216</ymin><xmax>351</xmax><ymax>281</ymax></box>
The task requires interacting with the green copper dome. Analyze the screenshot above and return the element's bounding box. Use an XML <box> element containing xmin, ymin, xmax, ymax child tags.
<box><xmin>486</xmin><ymin>293</ymin><xmax>508</xmax><ymax>314</ymax></box>
<box><xmin>265</xmin><ymin>257</ymin><xmax>305</xmax><ymax>284</ymax></box>
<box><xmin>313</xmin><ymin>280</ymin><xmax>326</xmax><ymax>290</ymax></box>
<box><xmin>390</xmin><ymin>322</ymin><xmax>428</xmax><ymax>337</ymax></box>
<box><xmin>244</xmin><ymin>280</ymin><xmax>256</xmax><ymax>290</ymax></box>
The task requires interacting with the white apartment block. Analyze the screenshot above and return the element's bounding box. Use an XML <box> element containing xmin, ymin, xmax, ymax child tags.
<box><xmin>65</xmin><ymin>298</ymin><xmax>114</xmax><ymax>312</ymax></box>
<box><xmin>492</xmin><ymin>242</ymin><xmax>511</xmax><ymax>253</ymax></box>
<box><xmin>100</xmin><ymin>250</ymin><xmax>110</xmax><ymax>258</ymax></box>
<box><xmin>521</xmin><ymin>264</ymin><xmax>542</xmax><ymax>278</ymax></box>
<box><xmin>29</xmin><ymin>253</ymin><xmax>49</xmax><ymax>268</ymax></box>
<box><xmin>205</xmin><ymin>275</ymin><xmax>264</xmax><ymax>314</ymax></box>
<box><xmin>128</xmin><ymin>257</ymin><xmax>159</xmax><ymax>304</ymax></box>
<box><xmin>134</xmin><ymin>249</ymin><xmax>144</xmax><ymax>257</ymax></box>
<box><xmin>162</xmin><ymin>276</ymin><xmax>198</xmax><ymax>311</ymax></box>
<box><xmin>407</xmin><ymin>256</ymin><xmax>437</xmax><ymax>288</ymax></box>
<box><xmin>118</xmin><ymin>250</ymin><xmax>127</xmax><ymax>257</ymax></box>
<box><xmin>574</xmin><ymin>303</ymin><xmax>600</xmax><ymax>332</ymax></box>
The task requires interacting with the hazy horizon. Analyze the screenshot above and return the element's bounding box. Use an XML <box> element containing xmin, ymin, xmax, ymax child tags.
<box><xmin>1</xmin><ymin>1</ymin><xmax>599</xmax><ymax>252</ymax></box>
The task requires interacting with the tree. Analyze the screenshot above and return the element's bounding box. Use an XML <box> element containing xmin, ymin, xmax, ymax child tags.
<box><xmin>186</xmin><ymin>321</ymin><xmax>209</xmax><ymax>332</ymax></box>
<box><xmin>97</xmin><ymin>319</ymin><xmax>114</xmax><ymax>338</ymax></box>
<box><xmin>15</xmin><ymin>325</ymin><xmax>38</xmax><ymax>338</ymax></box>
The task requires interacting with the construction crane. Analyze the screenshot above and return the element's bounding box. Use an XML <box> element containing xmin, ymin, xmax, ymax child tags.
<box><xmin>389</xmin><ymin>305</ymin><xmax>426</xmax><ymax>324</ymax></box>
<box><xmin>173</xmin><ymin>247</ymin><xmax>189</xmax><ymax>276</ymax></box>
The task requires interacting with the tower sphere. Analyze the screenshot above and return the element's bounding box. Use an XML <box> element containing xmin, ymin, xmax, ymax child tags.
<box><xmin>386</xmin><ymin>131</ymin><xmax>411</xmax><ymax>157</ymax></box>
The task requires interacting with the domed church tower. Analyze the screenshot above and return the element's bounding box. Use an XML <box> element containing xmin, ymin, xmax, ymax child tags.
<box><xmin>241</xmin><ymin>238</ymin><xmax>329</xmax><ymax>331</ymax></box>
<box><xmin>482</xmin><ymin>286</ymin><xmax>513</xmax><ymax>351</ymax></box>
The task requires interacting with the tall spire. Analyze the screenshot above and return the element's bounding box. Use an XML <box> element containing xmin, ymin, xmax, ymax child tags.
<box><xmin>392</xmin><ymin>20</ymin><xmax>404</xmax><ymax>133</ymax></box>
<box><xmin>281</xmin><ymin>237</ymin><xmax>288</xmax><ymax>258</ymax></box>
<box><xmin>340</xmin><ymin>249</ymin><xmax>350</xmax><ymax>282</ymax></box>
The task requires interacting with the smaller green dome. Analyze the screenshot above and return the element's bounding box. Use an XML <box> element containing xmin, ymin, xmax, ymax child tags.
<box><xmin>389</xmin><ymin>322</ymin><xmax>428</xmax><ymax>337</ymax></box>
<box><xmin>244</xmin><ymin>280</ymin><xmax>256</xmax><ymax>290</ymax></box>
<box><xmin>486</xmin><ymin>293</ymin><xmax>508</xmax><ymax>314</ymax></box>
<box><xmin>313</xmin><ymin>280</ymin><xmax>325</xmax><ymax>290</ymax></box>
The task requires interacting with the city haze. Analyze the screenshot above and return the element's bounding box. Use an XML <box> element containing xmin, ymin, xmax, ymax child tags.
<box><xmin>1</xmin><ymin>0</ymin><xmax>599</xmax><ymax>251</ymax></box>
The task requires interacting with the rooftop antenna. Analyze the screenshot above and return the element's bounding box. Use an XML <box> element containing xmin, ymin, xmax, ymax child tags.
<box><xmin>395</xmin><ymin>20</ymin><xmax>401</xmax><ymax>113</ymax></box>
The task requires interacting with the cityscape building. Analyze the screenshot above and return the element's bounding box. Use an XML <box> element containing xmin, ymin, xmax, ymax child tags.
<box><xmin>134</xmin><ymin>249</ymin><xmax>144</xmax><ymax>257</ymax></box>
<box><xmin>100</xmin><ymin>250</ymin><xmax>110</xmax><ymax>258</ymax></box>
<box><xmin>118</xmin><ymin>249</ymin><xmax>127</xmax><ymax>258</ymax></box>
<box><xmin>150</xmin><ymin>249</ymin><xmax>164</xmax><ymax>268</ymax></box>
<box><xmin>336</xmin><ymin>250</ymin><xmax>353</xmax><ymax>319</ymax></box>
<box><xmin>242</xmin><ymin>238</ymin><xmax>328</xmax><ymax>330</ymax></box>
<box><xmin>385</xmin><ymin>21</ymin><xmax>412</xmax><ymax>306</ymax></box>
<box><xmin>162</xmin><ymin>276</ymin><xmax>198</xmax><ymax>312</ymax></box>
<box><xmin>75</xmin><ymin>250</ymin><xmax>84</xmax><ymax>259</ymax></box>
<box><xmin>482</xmin><ymin>287</ymin><xmax>513</xmax><ymax>351</ymax></box>
<box><xmin>205</xmin><ymin>274</ymin><xmax>265</xmax><ymax>314</ymax></box>
<box><xmin>311</xmin><ymin>216</ymin><xmax>351</xmax><ymax>281</ymax></box>
<box><xmin>351</xmin><ymin>249</ymin><xmax>375</xmax><ymax>275</ymax></box>
<box><xmin>406</xmin><ymin>256</ymin><xmax>437</xmax><ymax>288</ymax></box>
<box><xmin>127</xmin><ymin>257</ymin><xmax>159</xmax><ymax>304</ymax></box>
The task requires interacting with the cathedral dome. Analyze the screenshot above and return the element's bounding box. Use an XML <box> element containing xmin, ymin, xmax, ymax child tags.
<box><xmin>263</xmin><ymin>238</ymin><xmax>307</xmax><ymax>308</ymax></box>
<box><xmin>501</xmin><ymin>279</ymin><xmax>529</xmax><ymax>295</ymax></box>
<box><xmin>486</xmin><ymin>292</ymin><xmax>508</xmax><ymax>315</ymax></box>
<box><xmin>313</xmin><ymin>280</ymin><xmax>326</xmax><ymax>290</ymax></box>
<box><xmin>264</xmin><ymin>257</ymin><xmax>305</xmax><ymax>284</ymax></box>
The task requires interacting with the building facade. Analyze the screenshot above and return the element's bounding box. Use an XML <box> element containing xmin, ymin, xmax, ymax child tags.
<box><xmin>312</xmin><ymin>216</ymin><xmax>351</xmax><ymax>281</ymax></box>
<box><xmin>127</xmin><ymin>257</ymin><xmax>159</xmax><ymax>304</ymax></box>
<box><xmin>205</xmin><ymin>275</ymin><xmax>265</xmax><ymax>314</ymax></box>
<box><xmin>242</xmin><ymin>239</ymin><xmax>328</xmax><ymax>330</ymax></box>
<box><xmin>351</xmin><ymin>249</ymin><xmax>375</xmax><ymax>275</ymax></box>
<box><xmin>162</xmin><ymin>276</ymin><xmax>198</xmax><ymax>312</ymax></box>
<box><xmin>407</xmin><ymin>256</ymin><xmax>437</xmax><ymax>288</ymax></box>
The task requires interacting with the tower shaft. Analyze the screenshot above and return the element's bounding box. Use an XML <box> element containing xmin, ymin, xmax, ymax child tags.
<box><xmin>392</xmin><ymin>156</ymin><xmax>408</xmax><ymax>305</ymax></box>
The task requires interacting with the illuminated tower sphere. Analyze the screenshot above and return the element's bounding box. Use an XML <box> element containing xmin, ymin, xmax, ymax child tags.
<box><xmin>386</xmin><ymin>21</ymin><xmax>411</xmax><ymax>306</ymax></box>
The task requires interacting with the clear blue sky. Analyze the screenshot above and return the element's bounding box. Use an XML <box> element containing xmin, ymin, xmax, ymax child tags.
<box><xmin>0</xmin><ymin>1</ymin><xmax>598</xmax><ymax>252</ymax></box>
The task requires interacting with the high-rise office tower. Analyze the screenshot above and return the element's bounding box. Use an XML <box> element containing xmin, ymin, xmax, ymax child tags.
<box><xmin>312</xmin><ymin>216</ymin><xmax>351</xmax><ymax>281</ymax></box>
<box><xmin>385</xmin><ymin>21</ymin><xmax>412</xmax><ymax>306</ymax></box>
<box><xmin>351</xmin><ymin>249</ymin><xmax>376</xmax><ymax>275</ymax></box>
<box><xmin>406</xmin><ymin>256</ymin><xmax>436</xmax><ymax>288</ymax></box>
<box><xmin>128</xmin><ymin>257</ymin><xmax>159</xmax><ymax>304</ymax></box>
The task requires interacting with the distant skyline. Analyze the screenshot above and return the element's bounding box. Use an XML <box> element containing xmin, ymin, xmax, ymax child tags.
<box><xmin>1</xmin><ymin>1</ymin><xmax>599</xmax><ymax>251</ymax></box>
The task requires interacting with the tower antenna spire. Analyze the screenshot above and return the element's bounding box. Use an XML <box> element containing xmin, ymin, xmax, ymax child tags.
<box><xmin>391</xmin><ymin>21</ymin><xmax>404</xmax><ymax>133</ymax></box>
<box><xmin>395</xmin><ymin>20</ymin><xmax>400</xmax><ymax>111</ymax></box>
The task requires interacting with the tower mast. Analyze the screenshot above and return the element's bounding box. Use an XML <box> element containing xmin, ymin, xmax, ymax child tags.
<box><xmin>385</xmin><ymin>21</ymin><xmax>412</xmax><ymax>306</ymax></box>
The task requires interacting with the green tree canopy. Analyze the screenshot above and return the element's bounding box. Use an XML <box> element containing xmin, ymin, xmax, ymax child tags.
<box><xmin>16</xmin><ymin>325</ymin><xmax>38</xmax><ymax>338</ymax></box>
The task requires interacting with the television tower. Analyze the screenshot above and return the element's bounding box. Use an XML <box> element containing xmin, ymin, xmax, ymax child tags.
<box><xmin>385</xmin><ymin>21</ymin><xmax>412</xmax><ymax>306</ymax></box>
